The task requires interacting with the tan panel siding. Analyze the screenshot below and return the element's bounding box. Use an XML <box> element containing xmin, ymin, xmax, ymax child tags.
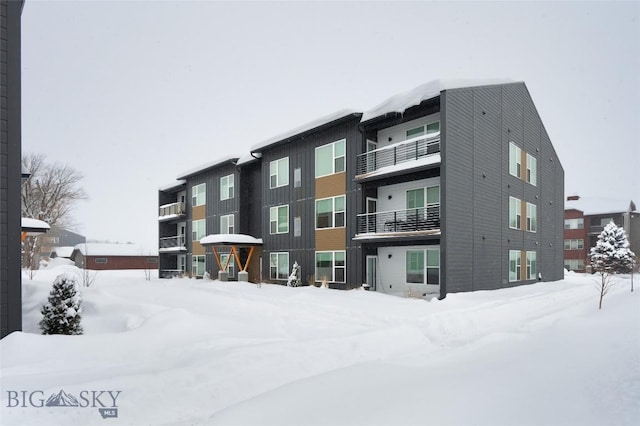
<box><xmin>520</xmin><ymin>199</ymin><xmax>526</xmax><ymax>231</ymax></box>
<box><xmin>521</xmin><ymin>148</ymin><xmax>527</xmax><ymax>181</ymax></box>
<box><xmin>192</xmin><ymin>205</ymin><xmax>205</xmax><ymax>220</ymax></box>
<box><xmin>192</xmin><ymin>243</ymin><xmax>205</xmax><ymax>256</ymax></box>
<box><xmin>316</xmin><ymin>172</ymin><xmax>346</xmax><ymax>199</ymax></box>
<box><xmin>315</xmin><ymin>228</ymin><xmax>346</xmax><ymax>251</ymax></box>
<box><xmin>520</xmin><ymin>250</ymin><xmax>527</xmax><ymax>281</ymax></box>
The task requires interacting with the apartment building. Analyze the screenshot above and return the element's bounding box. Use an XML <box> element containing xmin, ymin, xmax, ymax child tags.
<box><xmin>159</xmin><ymin>80</ymin><xmax>565</xmax><ymax>298</ymax></box>
<box><xmin>564</xmin><ymin>196</ymin><xmax>638</xmax><ymax>272</ymax></box>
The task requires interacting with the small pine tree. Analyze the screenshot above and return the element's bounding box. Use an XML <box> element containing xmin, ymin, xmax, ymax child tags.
<box><xmin>287</xmin><ymin>261</ymin><xmax>301</xmax><ymax>287</ymax></box>
<box><xmin>40</xmin><ymin>273</ymin><xmax>83</xmax><ymax>335</ymax></box>
<box><xmin>590</xmin><ymin>221</ymin><xmax>635</xmax><ymax>309</ymax></box>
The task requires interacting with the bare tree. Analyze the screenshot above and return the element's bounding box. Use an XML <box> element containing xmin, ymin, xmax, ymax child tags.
<box><xmin>21</xmin><ymin>153</ymin><xmax>87</xmax><ymax>269</ymax></box>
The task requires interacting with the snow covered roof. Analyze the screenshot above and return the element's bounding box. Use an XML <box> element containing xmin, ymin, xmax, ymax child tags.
<box><xmin>177</xmin><ymin>155</ymin><xmax>239</xmax><ymax>180</ymax></box>
<box><xmin>360</xmin><ymin>79</ymin><xmax>516</xmax><ymax>123</ymax></box>
<box><xmin>250</xmin><ymin>109</ymin><xmax>360</xmax><ymax>152</ymax></box>
<box><xmin>73</xmin><ymin>243</ymin><xmax>152</xmax><ymax>257</ymax></box>
<box><xmin>200</xmin><ymin>234</ymin><xmax>263</xmax><ymax>246</ymax></box>
<box><xmin>236</xmin><ymin>152</ymin><xmax>260</xmax><ymax>166</ymax></box>
<box><xmin>159</xmin><ymin>179</ymin><xmax>186</xmax><ymax>192</ymax></box>
<box><xmin>565</xmin><ymin>196</ymin><xmax>637</xmax><ymax>215</ymax></box>
<box><xmin>21</xmin><ymin>217</ymin><xmax>50</xmax><ymax>233</ymax></box>
<box><xmin>21</xmin><ymin>164</ymin><xmax>30</xmax><ymax>178</ymax></box>
<box><xmin>51</xmin><ymin>246</ymin><xmax>75</xmax><ymax>258</ymax></box>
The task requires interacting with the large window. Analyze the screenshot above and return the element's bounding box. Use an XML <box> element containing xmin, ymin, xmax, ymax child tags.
<box><xmin>509</xmin><ymin>250</ymin><xmax>521</xmax><ymax>282</ymax></box>
<box><xmin>220</xmin><ymin>253</ymin><xmax>235</xmax><ymax>278</ymax></box>
<box><xmin>564</xmin><ymin>218</ymin><xmax>584</xmax><ymax>229</ymax></box>
<box><xmin>269</xmin><ymin>252</ymin><xmax>289</xmax><ymax>280</ymax></box>
<box><xmin>526</xmin><ymin>154</ymin><xmax>537</xmax><ymax>186</ymax></box>
<box><xmin>526</xmin><ymin>251</ymin><xmax>537</xmax><ymax>280</ymax></box>
<box><xmin>509</xmin><ymin>142</ymin><xmax>522</xmax><ymax>178</ymax></box>
<box><xmin>407</xmin><ymin>186</ymin><xmax>439</xmax><ymax>219</ymax></box>
<box><xmin>270</xmin><ymin>205</ymin><xmax>289</xmax><ymax>234</ymax></box>
<box><xmin>315</xmin><ymin>139</ymin><xmax>345</xmax><ymax>178</ymax></box>
<box><xmin>565</xmin><ymin>259</ymin><xmax>585</xmax><ymax>271</ymax></box>
<box><xmin>315</xmin><ymin>196</ymin><xmax>345</xmax><ymax>229</ymax></box>
<box><xmin>509</xmin><ymin>197</ymin><xmax>522</xmax><ymax>230</ymax></box>
<box><xmin>564</xmin><ymin>239</ymin><xmax>584</xmax><ymax>250</ymax></box>
<box><xmin>220</xmin><ymin>214</ymin><xmax>234</xmax><ymax>234</ymax></box>
<box><xmin>270</xmin><ymin>157</ymin><xmax>289</xmax><ymax>189</ymax></box>
<box><xmin>406</xmin><ymin>249</ymin><xmax>439</xmax><ymax>284</ymax></box>
<box><xmin>192</xmin><ymin>255</ymin><xmax>205</xmax><ymax>277</ymax></box>
<box><xmin>220</xmin><ymin>175</ymin><xmax>234</xmax><ymax>200</ymax></box>
<box><xmin>192</xmin><ymin>183</ymin><xmax>206</xmax><ymax>206</ymax></box>
<box><xmin>192</xmin><ymin>219</ymin><xmax>206</xmax><ymax>241</ymax></box>
<box><xmin>315</xmin><ymin>251</ymin><xmax>345</xmax><ymax>283</ymax></box>
<box><xmin>526</xmin><ymin>202</ymin><xmax>537</xmax><ymax>233</ymax></box>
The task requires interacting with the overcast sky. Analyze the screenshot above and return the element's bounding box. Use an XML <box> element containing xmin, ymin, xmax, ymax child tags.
<box><xmin>21</xmin><ymin>0</ymin><xmax>639</xmax><ymax>251</ymax></box>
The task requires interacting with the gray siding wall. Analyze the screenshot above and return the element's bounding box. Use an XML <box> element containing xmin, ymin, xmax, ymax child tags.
<box><xmin>442</xmin><ymin>82</ymin><xmax>564</xmax><ymax>294</ymax></box>
<box><xmin>1</xmin><ymin>0</ymin><xmax>23</xmax><ymax>338</ymax></box>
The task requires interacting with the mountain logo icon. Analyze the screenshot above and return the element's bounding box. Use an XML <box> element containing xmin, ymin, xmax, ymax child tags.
<box><xmin>45</xmin><ymin>390</ymin><xmax>80</xmax><ymax>407</ymax></box>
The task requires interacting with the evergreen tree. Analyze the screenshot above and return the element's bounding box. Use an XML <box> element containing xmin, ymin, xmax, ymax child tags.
<box><xmin>589</xmin><ymin>221</ymin><xmax>635</xmax><ymax>309</ymax></box>
<box><xmin>40</xmin><ymin>273</ymin><xmax>83</xmax><ymax>335</ymax></box>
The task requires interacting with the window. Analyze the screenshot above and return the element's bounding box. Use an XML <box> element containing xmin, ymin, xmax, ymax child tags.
<box><xmin>426</xmin><ymin>121</ymin><xmax>440</xmax><ymax>135</ymax></box>
<box><xmin>565</xmin><ymin>259</ymin><xmax>585</xmax><ymax>271</ymax></box>
<box><xmin>270</xmin><ymin>205</ymin><xmax>289</xmax><ymax>234</ymax></box>
<box><xmin>509</xmin><ymin>197</ymin><xmax>522</xmax><ymax>229</ymax></box>
<box><xmin>192</xmin><ymin>183</ymin><xmax>206</xmax><ymax>206</ymax></box>
<box><xmin>220</xmin><ymin>214</ymin><xmax>234</xmax><ymax>234</ymax></box>
<box><xmin>50</xmin><ymin>236</ymin><xmax>60</xmax><ymax>244</ymax></box>
<box><xmin>270</xmin><ymin>252</ymin><xmax>289</xmax><ymax>280</ymax></box>
<box><xmin>526</xmin><ymin>203</ymin><xmax>537</xmax><ymax>233</ymax></box>
<box><xmin>406</xmin><ymin>249</ymin><xmax>439</xmax><ymax>285</ymax></box>
<box><xmin>564</xmin><ymin>218</ymin><xmax>584</xmax><ymax>229</ymax></box>
<box><xmin>315</xmin><ymin>139</ymin><xmax>345</xmax><ymax>178</ymax></box>
<box><xmin>94</xmin><ymin>258</ymin><xmax>108</xmax><ymax>264</ymax></box>
<box><xmin>564</xmin><ymin>239</ymin><xmax>584</xmax><ymax>250</ymax></box>
<box><xmin>315</xmin><ymin>251</ymin><xmax>345</xmax><ymax>283</ymax></box>
<box><xmin>526</xmin><ymin>154</ymin><xmax>537</xmax><ymax>186</ymax></box>
<box><xmin>509</xmin><ymin>143</ymin><xmax>522</xmax><ymax>178</ymax></box>
<box><xmin>509</xmin><ymin>250</ymin><xmax>521</xmax><ymax>282</ymax></box>
<box><xmin>220</xmin><ymin>175</ymin><xmax>234</xmax><ymax>200</ymax></box>
<box><xmin>316</xmin><ymin>196</ymin><xmax>345</xmax><ymax>229</ymax></box>
<box><xmin>147</xmin><ymin>257</ymin><xmax>158</xmax><ymax>264</ymax></box>
<box><xmin>192</xmin><ymin>255</ymin><xmax>205</xmax><ymax>277</ymax></box>
<box><xmin>270</xmin><ymin>157</ymin><xmax>289</xmax><ymax>188</ymax></box>
<box><xmin>192</xmin><ymin>219</ymin><xmax>206</xmax><ymax>241</ymax></box>
<box><xmin>526</xmin><ymin>251</ymin><xmax>537</xmax><ymax>280</ymax></box>
<box><xmin>406</xmin><ymin>126</ymin><xmax>425</xmax><ymax>140</ymax></box>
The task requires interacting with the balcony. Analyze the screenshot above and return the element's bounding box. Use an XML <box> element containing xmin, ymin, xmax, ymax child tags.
<box><xmin>355</xmin><ymin>206</ymin><xmax>440</xmax><ymax>239</ymax></box>
<box><xmin>355</xmin><ymin>133</ymin><xmax>441</xmax><ymax>180</ymax></box>
<box><xmin>159</xmin><ymin>202</ymin><xmax>186</xmax><ymax>221</ymax></box>
<box><xmin>159</xmin><ymin>235</ymin><xmax>186</xmax><ymax>253</ymax></box>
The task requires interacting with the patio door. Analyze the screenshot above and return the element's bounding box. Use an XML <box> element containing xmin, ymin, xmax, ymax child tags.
<box><xmin>366</xmin><ymin>255</ymin><xmax>378</xmax><ymax>291</ymax></box>
<box><xmin>366</xmin><ymin>197</ymin><xmax>377</xmax><ymax>233</ymax></box>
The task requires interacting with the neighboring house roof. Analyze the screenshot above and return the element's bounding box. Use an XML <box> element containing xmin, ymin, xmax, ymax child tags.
<box><xmin>177</xmin><ymin>156</ymin><xmax>240</xmax><ymax>180</ymax></box>
<box><xmin>51</xmin><ymin>246</ymin><xmax>74</xmax><ymax>258</ymax></box>
<box><xmin>159</xmin><ymin>179</ymin><xmax>186</xmax><ymax>192</ymax></box>
<box><xmin>21</xmin><ymin>164</ymin><xmax>30</xmax><ymax>178</ymax></box>
<box><xmin>250</xmin><ymin>109</ymin><xmax>361</xmax><ymax>153</ymax></box>
<box><xmin>565</xmin><ymin>197</ymin><xmax>637</xmax><ymax>215</ymax></box>
<box><xmin>73</xmin><ymin>243</ymin><xmax>154</xmax><ymax>257</ymax></box>
<box><xmin>360</xmin><ymin>78</ymin><xmax>516</xmax><ymax>123</ymax></box>
<box><xmin>200</xmin><ymin>234</ymin><xmax>263</xmax><ymax>246</ymax></box>
<box><xmin>21</xmin><ymin>218</ymin><xmax>50</xmax><ymax>234</ymax></box>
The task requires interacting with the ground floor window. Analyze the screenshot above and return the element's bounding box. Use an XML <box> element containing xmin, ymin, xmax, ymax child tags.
<box><xmin>270</xmin><ymin>252</ymin><xmax>289</xmax><ymax>280</ymax></box>
<box><xmin>406</xmin><ymin>248</ymin><xmax>439</xmax><ymax>284</ymax></box>
<box><xmin>220</xmin><ymin>253</ymin><xmax>236</xmax><ymax>278</ymax></box>
<box><xmin>192</xmin><ymin>255</ymin><xmax>205</xmax><ymax>277</ymax></box>
<box><xmin>315</xmin><ymin>251</ymin><xmax>345</xmax><ymax>283</ymax></box>
<box><xmin>509</xmin><ymin>250</ymin><xmax>537</xmax><ymax>281</ymax></box>
<box><xmin>526</xmin><ymin>251</ymin><xmax>537</xmax><ymax>280</ymax></box>
<box><xmin>509</xmin><ymin>250</ymin><xmax>521</xmax><ymax>282</ymax></box>
<box><xmin>565</xmin><ymin>259</ymin><xmax>584</xmax><ymax>271</ymax></box>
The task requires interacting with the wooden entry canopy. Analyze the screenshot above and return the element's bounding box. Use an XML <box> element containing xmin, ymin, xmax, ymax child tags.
<box><xmin>21</xmin><ymin>217</ymin><xmax>50</xmax><ymax>242</ymax></box>
<box><xmin>199</xmin><ymin>234</ymin><xmax>263</xmax><ymax>274</ymax></box>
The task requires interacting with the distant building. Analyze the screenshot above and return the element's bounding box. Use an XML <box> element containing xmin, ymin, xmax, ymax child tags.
<box><xmin>71</xmin><ymin>244</ymin><xmax>158</xmax><ymax>271</ymax></box>
<box><xmin>564</xmin><ymin>196</ymin><xmax>638</xmax><ymax>272</ymax></box>
<box><xmin>40</xmin><ymin>228</ymin><xmax>86</xmax><ymax>260</ymax></box>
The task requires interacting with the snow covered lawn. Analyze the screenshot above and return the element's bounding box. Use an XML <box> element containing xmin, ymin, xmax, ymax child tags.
<box><xmin>1</xmin><ymin>266</ymin><xmax>638</xmax><ymax>425</ymax></box>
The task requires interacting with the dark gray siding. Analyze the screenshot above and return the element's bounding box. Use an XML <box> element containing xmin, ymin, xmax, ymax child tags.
<box><xmin>258</xmin><ymin>116</ymin><xmax>362</xmax><ymax>287</ymax></box>
<box><xmin>1</xmin><ymin>0</ymin><xmax>23</xmax><ymax>338</ymax></box>
<box><xmin>238</xmin><ymin>160</ymin><xmax>262</xmax><ymax>238</ymax></box>
<box><xmin>442</xmin><ymin>82</ymin><xmax>564</xmax><ymax>294</ymax></box>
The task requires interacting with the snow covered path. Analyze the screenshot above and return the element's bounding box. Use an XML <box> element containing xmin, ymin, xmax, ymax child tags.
<box><xmin>1</xmin><ymin>267</ymin><xmax>638</xmax><ymax>425</ymax></box>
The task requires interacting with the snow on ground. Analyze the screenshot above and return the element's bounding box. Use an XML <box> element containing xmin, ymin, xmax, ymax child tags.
<box><xmin>1</xmin><ymin>267</ymin><xmax>638</xmax><ymax>426</ymax></box>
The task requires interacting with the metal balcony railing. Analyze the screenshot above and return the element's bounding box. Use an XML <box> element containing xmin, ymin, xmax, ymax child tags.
<box><xmin>159</xmin><ymin>202</ymin><xmax>186</xmax><ymax>218</ymax></box>
<box><xmin>356</xmin><ymin>205</ymin><xmax>440</xmax><ymax>235</ymax></box>
<box><xmin>159</xmin><ymin>235</ymin><xmax>186</xmax><ymax>251</ymax></box>
<box><xmin>356</xmin><ymin>134</ymin><xmax>441</xmax><ymax>177</ymax></box>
